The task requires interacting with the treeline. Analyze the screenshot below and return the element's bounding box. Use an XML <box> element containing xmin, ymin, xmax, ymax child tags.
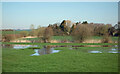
<box><xmin>28</xmin><ymin>20</ymin><xmax>119</xmax><ymax>43</ymax></box>
<box><xmin>2</xmin><ymin>20</ymin><xmax>119</xmax><ymax>43</ymax></box>
<box><xmin>47</xmin><ymin>20</ymin><xmax>119</xmax><ymax>36</ymax></box>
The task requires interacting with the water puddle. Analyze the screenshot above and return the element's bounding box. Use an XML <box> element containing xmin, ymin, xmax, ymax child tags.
<box><xmin>13</xmin><ymin>45</ymin><xmax>38</xmax><ymax>49</ymax></box>
<box><xmin>2</xmin><ymin>44</ymin><xmax>38</xmax><ymax>49</ymax></box>
<box><xmin>89</xmin><ymin>48</ymin><xmax>119</xmax><ymax>53</ymax></box>
<box><xmin>30</xmin><ymin>47</ymin><xmax>60</xmax><ymax>56</ymax></box>
<box><xmin>72</xmin><ymin>47</ymin><xmax>119</xmax><ymax>53</ymax></box>
<box><xmin>30</xmin><ymin>49</ymin><xmax>40</xmax><ymax>56</ymax></box>
<box><xmin>2</xmin><ymin>44</ymin><xmax>119</xmax><ymax>55</ymax></box>
<box><xmin>108</xmin><ymin>51</ymin><xmax>118</xmax><ymax>53</ymax></box>
<box><xmin>89</xmin><ymin>51</ymin><xmax>102</xmax><ymax>53</ymax></box>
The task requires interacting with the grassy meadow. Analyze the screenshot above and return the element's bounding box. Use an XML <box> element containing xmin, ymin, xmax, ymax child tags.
<box><xmin>2</xmin><ymin>30</ymin><xmax>30</xmax><ymax>35</ymax></box>
<box><xmin>2</xmin><ymin>46</ymin><xmax>118</xmax><ymax>72</ymax></box>
<box><xmin>2</xmin><ymin>31</ymin><xmax>119</xmax><ymax>72</ymax></box>
<box><xmin>2</xmin><ymin>31</ymin><xmax>21</xmax><ymax>35</ymax></box>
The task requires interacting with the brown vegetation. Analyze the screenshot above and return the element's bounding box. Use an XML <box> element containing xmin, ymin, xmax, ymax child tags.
<box><xmin>20</xmin><ymin>31</ymin><xmax>29</xmax><ymax>37</ymax></box>
<box><xmin>3</xmin><ymin>34</ymin><xmax>22</xmax><ymax>42</ymax></box>
<box><xmin>2</xmin><ymin>20</ymin><xmax>119</xmax><ymax>43</ymax></box>
<box><xmin>71</xmin><ymin>24</ymin><xmax>93</xmax><ymax>43</ymax></box>
<box><xmin>101</xmin><ymin>34</ymin><xmax>112</xmax><ymax>43</ymax></box>
<box><xmin>43</xmin><ymin>27</ymin><xmax>53</xmax><ymax>43</ymax></box>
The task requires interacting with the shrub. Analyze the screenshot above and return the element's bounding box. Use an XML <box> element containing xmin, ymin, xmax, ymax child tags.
<box><xmin>3</xmin><ymin>34</ymin><xmax>22</xmax><ymax>42</ymax></box>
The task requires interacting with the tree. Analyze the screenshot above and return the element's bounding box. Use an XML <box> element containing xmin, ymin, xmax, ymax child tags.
<box><xmin>59</xmin><ymin>20</ymin><xmax>67</xmax><ymax>32</ymax></box>
<box><xmin>43</xmin><ymin>27</ymin><xmax>53</xmax><ymax>43</ymax></box>
<box><xmin>99</xmin><ymin>24</ymin><xmax>112</xmax><ymax>36</ymax></box>
<box><xmin>70</xmin><ymin>24</ymin><xmax>76</xmax><ymax>34</ymax></box>
<box><xmin>20</xmin><ymin>31</ymin><xmax>29</xmax><ymax>37</ymax></box>
<box><xmin>59</xmin><ymin>20</ymin><xmax>72</xmax><ymax>35</ymax></box>
<box><xmin>66</xmin><ymin>20</ymin><xmax>72</xmax><ymax>35</ymax></box>
<box><xmin>72</xmin><ymin>24</ymin><xmax>93</xmax><ymax>42</ymax></box>
<box><xmin>82</xmin><ymin>21</ymin><xmax>88</xmax><ymax>24</ymax></box>
<box><xmin>36</xmin><ymin>26</ymin><xmax>45</xmax><ymax>37</ymax></box>
<box><xmin>37</xmin><ymin>25</ymin><xmax>41</xmax><ymax>29</ymax></box>
<box><xmin>108</xmin><ymin>27</ymin><xmax>115</xmax><ymax>36</ymax></box>
<box><xmin>29</xmin><ymin>24</ymin><xmax>35</xmax><ymax>36</ymax></box>
<box><xmin>30</xmin><ymin>24</ymin><xmax>34</xmax><ymax>30</ymax></box>
<box><xmin>93</xmin><ymin>24</ymin><xmax>111</xmax><ymax>36</ymax></box>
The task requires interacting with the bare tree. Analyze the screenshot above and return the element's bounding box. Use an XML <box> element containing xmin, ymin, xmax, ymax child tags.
<box><xmin>20</xmin><ymin>31</ymin><xmax>29</xmax><ymax>37</ymax></box>
<box><xmin>72</xmin><ymin>24</ymin><xmax>93</xmax><ymax>43</ymax></box>
<box><xmin>37</xmin><ymin>26</ymin><xmax>45</xmax><ymax>37</ymax></box>
<box><xmin>43</xmin><ymin>27</ymin><xmax>53</xmax><ymax>43</ymax></box>
<box><xmin>29</xmin><ymin>24</ymin><xmax>35</xmax><ymax>36</ymax></box>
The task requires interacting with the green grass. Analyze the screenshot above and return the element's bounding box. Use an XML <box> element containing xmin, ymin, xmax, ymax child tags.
<box><xmin>2</xmin><ymin>42</ymin><xmax>118</xmax><ymax>46</ymax></box>
<box><xmin>111</xmin><ymin>37</ymin><xmax>118</xmax><ymax>41</ymax></box>
<box><xmin>92</xmin><ymin>36</ymin><xmax>118</xmax><ymax>41</ymax></box>
<box><xmin>0</xmin><ymin>47</ymin><xmax>2</xmax><ymax>73</ymax></box>
<box><xmin>2</xmin><ymin>31</ymin><xmax>21</xmax><ymax>35</ymax></box>
<box><xmin>21</xmin><ymin>36</ymin><xmax>73</xmax><ymax>41</ymax></box>
<box><xmin>52</xmin><ymin>36</ymin><xmax>118</xmax><ymax>41</ymax></box>
<box><xmin>2</xmin><ymin>30</ymin><xmax>30</xmax><ymax>35</ymax></box>
<box><xmin>2</xmin><ymin>47</ymin><xmax>118</xmax><ymax>72</ymax></box>
<box><xmin>52</xmin><ymin>36</ymin><xmax>73</xmax><ymax>41</ymax></box>
<box><xmin>92</xmin><ymin>36</ymin><xmax>102</xmax><ymax>40</ymax></box>
<box><xmin>19</xmin><ymin>37</ymin><xmax>40</xmax><ymax>41</ymax></box>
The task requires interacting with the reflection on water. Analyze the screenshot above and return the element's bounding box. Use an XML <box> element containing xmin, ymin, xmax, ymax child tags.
<box><xmin>2</xmin><ymin>44</ymin><xmax>119</xmax><ymax>55</ymax></box>
<box><xmin>31</xmin><ymin>46</ymin><xmax>60</xmax><ymax>56</ymax></box>
<box><xmin>111</xmin><ymin>48</ymin><xmax>117</xmax><ymax>51</ymax></box>
<box><xmin>87</xmin><ymin>48</ymin><xmax>118</xmax><ymax>53</ymax></box>
<box><xmin>2</xmin><ymin>44</ymin><xmax>38</xmax><ymax>49</ymax></box>
<box><xmin>2</xmin><ymin>44</ymin><xmax>13</xmax><ymax>48</ymax></box>
<box><xmin>13</xmin><ymin>45</ymin><xmax>38</xmax><ymax>49</ymax></box>
<box><xmin>30</xmin><ymin>49</ymin><xmax>40</xmax><ymax>56</ymax></box>
<box><xmin>89</xmin><ymin>51</ymin><xmax>102</xmax><ymax>53</ymax></box>
<box><xmin>108</xmin><ymin>51</ymin><xmax>118</xmax><ymax>53</ymax></box>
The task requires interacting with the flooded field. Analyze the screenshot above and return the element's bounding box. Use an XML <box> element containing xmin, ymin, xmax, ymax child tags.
<box><xmin>2</xmin><ymin>44</ymin><xmax>118</xmax><ymax>72</ymax></box>
<box><xmin>2</xmin><ymin>44</ymin><xmax>119</xmax><ymax>56</ymax></box>
<box><xmin>30</xmin><ymin>48</ymin><xmax>60</xmax><ymax>56</ymax></box>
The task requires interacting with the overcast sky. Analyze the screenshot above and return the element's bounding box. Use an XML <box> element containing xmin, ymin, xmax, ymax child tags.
<box><xmin>2</xmin><ymin>2</ymin><xmax>118</xmax><ymax>29</ymax></box>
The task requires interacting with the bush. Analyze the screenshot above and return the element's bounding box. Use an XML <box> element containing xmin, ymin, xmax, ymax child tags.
<box><xmin>3</xmin><ymin>34</ymin><xmax>22</xmax><ymax>42</ymax></box>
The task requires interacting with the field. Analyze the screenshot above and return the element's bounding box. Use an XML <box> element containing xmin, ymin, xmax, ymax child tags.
<box><xmin>52</xmin><ymin>36</ymin><xmax>73</xmax><ymax>41</ymax></box>
<box><xmin>2</xmin><ymin>46</ymin><xmax>118</xmax><ymax>72</ymax></box>
<box><xmin>2</xmin><ymin>2</ymin><xmax>119</xmax><ymax>73</ymax></box>
<box><xmin>2</xmin><ymin>31</ymin><xmax>21</xmax><ymax>35</ymax></box>
<box><xmin>2</xmin><ymin>42</ymin><xmax>118</xmax><ymax>46</ymax></box>
<box><xmin>2</xmin><ymin>33</ymin><xmax>119</xmax><ymax>72</ymax></box>
<box><xmin>1</xmin><ymin>30</ymin><xmax>118</xmax><ymax>43</ymax></box>
<box><xmin>52</xmin><ymin>36</ymin><xmax>118</xmax><ymax>41</ymax></box>
<box><xmin>2</xmin><ymin>30</ymin><xmax>30</xmax><ymax>35</ymax></box>
<box><xmin>20</xmin><ymin>36</ymin><xmax>118</xmax><ymax>42</ymax></box>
